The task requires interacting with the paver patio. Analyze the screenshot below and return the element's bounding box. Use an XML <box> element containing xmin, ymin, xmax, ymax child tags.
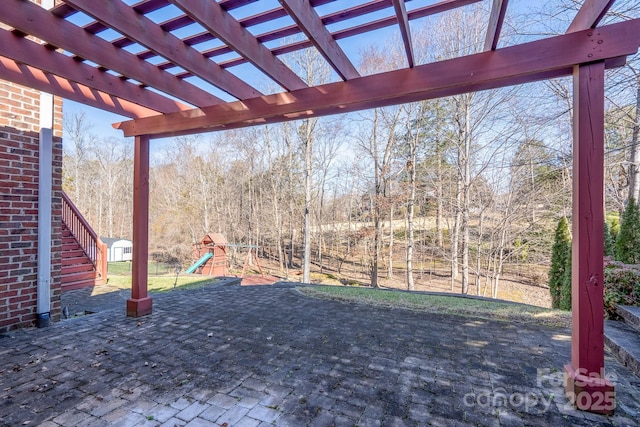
<box><xmin>1</xmin><ymin>282</ymin><xmax>639</xmax><ymax>426</ymax></box>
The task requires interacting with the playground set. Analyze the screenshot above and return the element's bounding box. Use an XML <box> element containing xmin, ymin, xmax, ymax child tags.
<box><xmin>187</xmin><ymin>233</ymin><xmax>228</xmax><ymax>275</ymax></box>
<box><xmin>187</xmin><ymin>233</ymin><xmax>264</xmax><ymax>279</ymax></box>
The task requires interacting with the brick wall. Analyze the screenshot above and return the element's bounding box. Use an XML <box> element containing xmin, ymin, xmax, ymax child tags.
<box><xmin>0</xmin><ymin>76</ymin><xmax>63</xmax><ymax>332</ymax></box>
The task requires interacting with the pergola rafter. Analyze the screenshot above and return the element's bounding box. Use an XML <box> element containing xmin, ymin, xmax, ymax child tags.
<box><xmin>0</xmin><ymin>29</ymin><xmax>188</xmax><ymax>115</ymax></box>
<box><xmin>79</xmin><ymin>0</ymin><xmax>337</xmax><ymax>66</ymax></box>
<box><xmin>2</xmin><ymin>0</ymin><xmax>220</xmax><ymax>109</ymax></box>
<box><xmin>179</xmin><ymin>0</ymin><xmax>422</xmax><ymax>71</ymax></box>
<box><xmin>167</xmin><ymin>0</ymin><xmax>307</xmax><ymax>91</ymax></box>
<box><xmin>278</xmin><ymin>0</ymin><xmax>360</xmax><ymax>80</ymax></box>
<box><xmin>0</xmin><ymin>56</ymin><xmax>159</xmax><ymax>118</ymax></box>
<box><xmin>568</xmin><ymin>0</ymin><xmax>617</xmax><ymax>33</ymax></box>
<box><xmin>391</xmin><ymin>0</ymin><xmax>415</xmax><ymax>67</ymax></box>
<box><xmin>1</xmin><ymin>0</ymin><xmax>639</xmax><ymax>415</ymax></box>
<box><xmin>49</xmin><ymin>0</ymin><xmax>259</xmax><ymax>34</ymax></box>
<box><xmin>484</xmin><ymin>0</ymin><xmax>509</xmax><ymax>50</ymax></box>
<box><xmin>248</xmin><ymin>0</ymin><xmax>485</xmax><ymax>68</ymax></box>
<box><xmin>63</xmin><ymin>0</ymin><xmax>262</xmax><ymax>100</ymax></box>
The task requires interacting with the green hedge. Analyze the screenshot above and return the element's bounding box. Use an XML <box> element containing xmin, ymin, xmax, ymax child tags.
<box><xmin>549</xmin><ymin>217</ymin><xmax>572</xmax><ymax>310</ymax></box>
<box><xmin>603</xmin><ymin>260</ymin><xmax>640</xmax><ymax>319</ymax></box>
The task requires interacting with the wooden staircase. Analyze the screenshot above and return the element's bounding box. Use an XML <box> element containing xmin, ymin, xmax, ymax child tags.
<box><xmin>604</xmin><ymin>305</ymin><xmax>640</xmax><ymax>378</ymax></box>
<box><xmin>61</xmin><ymin>192</ymin><xmax>107</xmax><ymax>290</ymax></box>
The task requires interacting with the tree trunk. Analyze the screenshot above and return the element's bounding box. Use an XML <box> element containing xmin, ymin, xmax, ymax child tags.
<box><xmin>451</xmin><ymin>160</ymin><xmax>462</xmax><ymax>291</ymax></box>
<box><xmin>302</xmin><ymin>120</ymin><xmax>313</xmax><ymax>283</ymax></box>
<box><xmin>387</xmin><ymin>197</ymin><xmax>394</xmax><ymax>279</ymax></box>
<box><xmin>493</xmin><ymin>215</ymin><xmax>510</xmax><ymax>299</ymax></box>
<box><xmin>628</xmin><ymin>76</ymin><xmax>640</xmax><ymax>202</ymax></box>
<box><xmin>435</xmin><ymin>149</ymin><xmax>444</xmax><ymax>249</ymax></box>
<box><xmin>317</xmin><ymin>178</ymin><xmax>327</xmax><ymax>274</ymax></box>
<box><xmin>461</xmin><ymin>99</ymin><xmax>471</xmax><ymax>294</ymax></box>
<box><xmin>373</xmin><ymin>206</ymin><xmax>381</xmax><ymax>288</ymax></box>
<box><xmin>407</xmin><ymin>155</ymin><xmax>416</xmax><ymax>291</ymax></box>
<box><xmin>476</xmin><ymin>210</ymin><xmax>485</xmax><ymax>296</ymax></box>
<box><xmin>371</xmin><ymin>110</ymin><xmax>381</xmax><ymax>288</ymax></box>
<box><xmin>286</xmin><ymin>130</ymin><xmax>295</xmax><ymax>274</ymax></box>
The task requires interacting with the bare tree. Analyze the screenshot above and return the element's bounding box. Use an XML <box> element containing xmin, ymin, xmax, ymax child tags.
<box><xmin>63</xmin><ymin>112</ymin><xmax>98</xmax><ymax>205</ymax></box>
<box><xmin>427</xmin><ymin>5</ymin><xmax>497</xmax><ymax>294</ymax></box>
<box><xmin>285</xmin><ymin>47</ymin><xmax>332</xmax><ymax>283</ymax></box>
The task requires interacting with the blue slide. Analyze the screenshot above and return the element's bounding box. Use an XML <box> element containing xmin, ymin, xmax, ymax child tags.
<box><xmin>185</xmin><ymin>253</ymin><xmax>213</xmax><ymax>274</ymax></box>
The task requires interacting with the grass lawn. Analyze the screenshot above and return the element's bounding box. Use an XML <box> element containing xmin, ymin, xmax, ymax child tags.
<box><xmin>105</xmin><ymin>273</ymin><xmax>222</xmax><ymax>293</ymax></box>
<box><xmin>107</xmin><ymin>262</ymin><xmax>133</xmax><ymax>275</ymax></box>
<box><xmin>299</xmin><ymin>285</ymin><xmax>571</xmax><ymax>328</ymax></box>
<box><xmin>107</xmin><ymin>261</ymin><xmax>180</xmax><ymax>276</ymax></box>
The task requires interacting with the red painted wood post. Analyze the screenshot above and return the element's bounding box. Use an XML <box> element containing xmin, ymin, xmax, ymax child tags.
<box><xmin>563</xmin><ymin>61</ymin><xmax>614</xmax><ymax>414</ymax></box>
<box><xmin>127</xmin><ymin>134</ymin><xmax>153</xmax><ymax>317</ymax></box>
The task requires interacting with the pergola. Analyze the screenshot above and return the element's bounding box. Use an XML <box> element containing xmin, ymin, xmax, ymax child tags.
<box><xmin>2</xmin><ymin>0</ymin><xmax>639</xmax><ymax>414</ymax></box>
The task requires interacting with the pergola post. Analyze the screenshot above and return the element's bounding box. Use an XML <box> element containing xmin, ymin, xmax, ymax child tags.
<box><xmin>563</xmin><ymin>61</ymin><xmax>614</xmax><ymax>414</ymax></box>
<box><xmin>127</xmin><ymin>134</ymin><xmax>152</xmax><ymax>317</ymax></box>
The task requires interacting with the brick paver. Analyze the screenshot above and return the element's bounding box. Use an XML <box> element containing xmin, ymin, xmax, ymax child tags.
<box><xmin>1</xmin><ymin>282</ymin><xmax>639</xmax><ymax>426</ymax></box>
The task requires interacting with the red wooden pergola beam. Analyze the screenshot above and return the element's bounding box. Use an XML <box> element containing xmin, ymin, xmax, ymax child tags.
<box><xmin>104</xmin><ymin>0</ymin><xmax>337</xmax><ymax>54</ymax></box>
<box><xmin>0</xmin><ymin>57</ymin><xmax>157</xmax><ymax>118</ymax></box>
<box><xmin>167</xmin><ymin>0</ymin><xmax>306</xmax><ymax>92</ymax></box>
<box><xmin>149</xmin><ymin>68</ymin><xmax>572</xmax><ymax>139</ymax></box>
<box><xmin>165</xmin><ymin>0</ymin><xmax>329</xmax><ymax>32</ymax></box>
<box><xmin>175</xmin><ymin>0</ymin><xmax>484</xmax><ymax>75</ymax></box>
<box><xmin>166</xmin><ymin>0</ymin><xmax>409</xmax><ymax>59</ymax></box>
<box><xmin>567</xmin><ymin>0</ymin><xmax>617</xmax><ymax>33</ymax></box>
<box><xmin>2</xmin><ymin>0</ymin><xmax>219</xmax><ymax>108</ymax></box>
<box><xmin>115</xmin><ymin>20</ymin><xmax>640</xmax><ymax>137</ymax></box>
<box><xmin>52</xmin><ymin>0</ymin><xmax>171</xmax><ymax>18</ymax></box>
<box><xmin>279</xmin><ymin>0</ymin><xmax>360</xmax><ymax>80</ymax></box>
<box><xmin>484</xmin><ymin>0</ymin><xmax>509</xmax><ymax>51</ymax></box>
<box><xmin>50</xmin><ymin>3</ymin><xmax>76</xmax><ymax>18</ymax></box>
<box><xmin>322</xmin><ymin>0</ymin><xmax>411</xmax><ymax>27</ymax></box>
<box><xmin>170</xmin><ymin>0</ymin><xmax>336</xmax><ymax>38</ymax></box>
<box><xmin>63</xmin><ymin>0</ymin><xmax>261</xmax><ymax>100</ymax></box>
<box><xmin>51</xmin><ymin>0</ymin><xmax>257</xmax><ymax>34</ymax></box>
<box><xmin>0</xmin><ymin>30</ymin><xmax>187</xmax><ymax>115</ymax></box>
<box><xmin>260</xmin><ymin>0</ymin><xmax>481</xmax><ymax>54</ymax></box>
<box><xmin>390</xmin><ymin>0</ymin><xmax>415</xmax><ymax>67</ymax></box>
<box><xmin>327</xmin><ymin>0</ymin><xmax>483</xmax><ymax>42</ymax></box>
<box><xmin>219</xmin><ymin>0</ymin><xmax>261</xmax><ymax>9</ymax></box>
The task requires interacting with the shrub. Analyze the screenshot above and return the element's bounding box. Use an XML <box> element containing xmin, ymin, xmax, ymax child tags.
<box><xmin>604</xmin><ymin>220</ymin><xmax>615</xmax><ymax>257</ymax></box>
<box><xmin>609</xmin><ymin>216</ymin><xmax>620</xmax><ymax>241</ymax></box>
<box><xmin>603</xmin><ymin>260</ymin><xmax>640</xmax><ymax>319</ymax></box>
<box><xmin>614</xmin><ymin>198</ymin><xmax>640</xmax><ymax>263</ymax></box>
<box><xmin>549</xmin><ymin>217</ymin><xmax>571</xmax><ymax>310</ymax></box>
<box><xmin>558</xmin><ymin>254</ymin><xmax>572</xmax><ymax>311</ymax></box>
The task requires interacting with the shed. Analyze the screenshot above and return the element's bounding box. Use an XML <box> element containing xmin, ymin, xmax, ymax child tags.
<box><xmin>189</xmin><ymin>233</ymin><xmax>227</xmax><ymax>276</ymax></box>
<box><xmin>101</xmin><ymin>238</ymin><xmax>133</xmax><ymax>262</ymax></box>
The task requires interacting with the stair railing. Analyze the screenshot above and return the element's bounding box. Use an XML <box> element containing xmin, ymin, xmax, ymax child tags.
<box><xmin>61</xmin><ymin>191</ymin><xmax>107</xmax><ymax>283</ymax></box>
